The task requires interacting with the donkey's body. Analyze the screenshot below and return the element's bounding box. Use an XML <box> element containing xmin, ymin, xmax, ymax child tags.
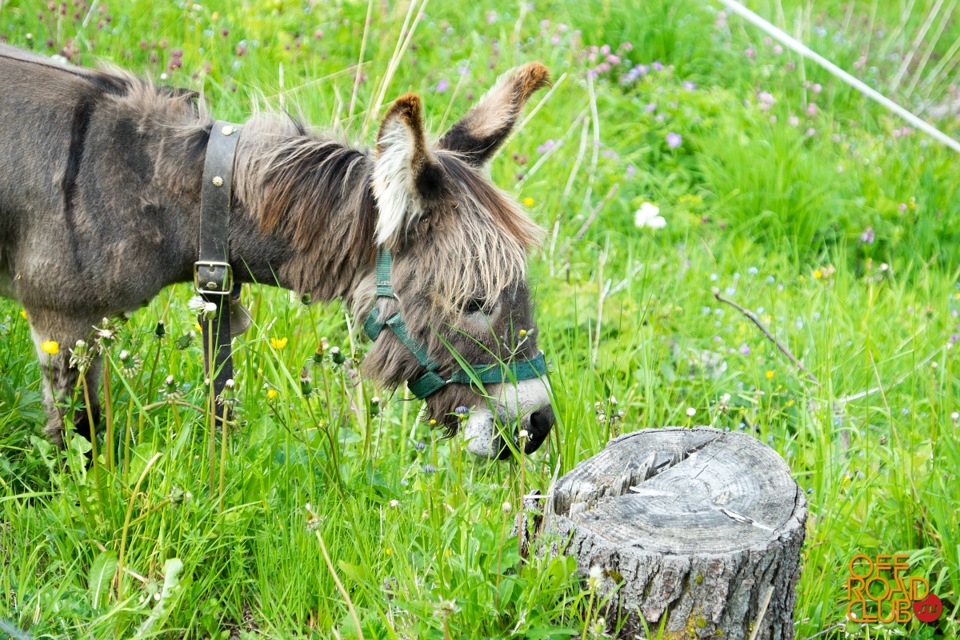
<box><xmin>0</xmin><ymin>44</ymin><xmax>554</xmax><ymax>457</ymax></box>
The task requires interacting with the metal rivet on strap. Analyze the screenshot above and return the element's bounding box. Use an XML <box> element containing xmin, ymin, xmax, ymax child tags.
<box><xmin>221</xmin><ymin>125</ymin><xmax>236</xmax><ymax>136</ymax></box>
<box><xmin>212</xmin><ymin>176</ymin><xmax>224</xmax><ymax>187</ymax></box>
<box><xmin>206</xmin><ymin>281</ymin><xmax>218</xmax><ymax>290</ymax></box>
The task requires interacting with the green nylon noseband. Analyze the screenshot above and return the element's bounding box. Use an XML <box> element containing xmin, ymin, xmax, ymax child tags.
<box><xmin>363</xmin><ymin>248</ymin><xmax>547</xmax><ymax>400</ymax></box>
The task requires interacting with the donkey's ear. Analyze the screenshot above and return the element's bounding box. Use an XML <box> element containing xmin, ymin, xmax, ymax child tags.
<box><xmin>373</xmin><ymin>94</ymin><xmax>447</xmax><ymax>246</ymax></box>
<box><xmin>438</xmin><ymin>62</ymin><xmax>550</xmax><ymax>166</ymax></box>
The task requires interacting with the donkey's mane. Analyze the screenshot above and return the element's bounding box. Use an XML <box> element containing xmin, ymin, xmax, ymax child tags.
<box><xmin>104</xmin><ymin>68</ymin><xmax>540</xmax><ymax>309</ymax></box>
<box><xmin>232</xmin><ymin>117</ymin><xmax>377</xmax><ymax>299</ymax></box>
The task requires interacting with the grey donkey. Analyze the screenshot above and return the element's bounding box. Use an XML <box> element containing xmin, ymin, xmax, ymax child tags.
<box><xmin>0</xmin><ymin>44</ymin><xmax>555</xmax><ymax>459</ymax></box>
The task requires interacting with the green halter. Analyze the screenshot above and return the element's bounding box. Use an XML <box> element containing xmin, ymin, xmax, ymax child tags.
<box><xmin>362</xmin><ymin>248</ymin><xmax>547</xmax><ymax>400</ymax></box>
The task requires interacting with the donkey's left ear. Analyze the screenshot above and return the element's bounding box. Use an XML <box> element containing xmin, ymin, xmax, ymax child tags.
<box><xmin>438</xmin><ymin>62</ymin><xmax>550</xmax><ymax>166</ymax></box>
<box><xmin>373</xmin><ymin>94</ymin><xmax>446</xmax><ymax>246</ymax></box>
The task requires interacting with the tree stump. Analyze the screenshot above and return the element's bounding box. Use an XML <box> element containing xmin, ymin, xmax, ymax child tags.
<box><xmin>547</xmin><ymin>427</ymin><xmax>807</xmax><ymax>640</ymax></box>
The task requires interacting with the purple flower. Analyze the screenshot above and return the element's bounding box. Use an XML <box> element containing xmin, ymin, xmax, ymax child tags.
<box><xmin>665</xmin><ymin>132</ymin><xmax>682</xmax><ymax>149</ymax></box>
<box><xmin>625</xmin><ymin>164</ymin><xmax>636</xmax><ymax>177</ymax></box>
<box><xmin>860</xmin><ymin>226</ymin><xmax>875</xmax><ymax>244</ymax></box>
<box><xmin>739</xmin><ymin>344</ymin><xmax>751</xmax><ymax>356</ymax></box>
<box><xmin>757</xmin><ymin>91</ymin><xmax>775</xmax><ymax>111</ymax></box>
<box><xmin>645</xmin><ymin>103</ymin><xmax>657</xmax><ymax>112</ymax></box>
<box><xmin>682</xmin><ymin>81</ymin><xmax>697</xmax><ymax>91</ymax></box>
<box><xmin>436</xmin><ymin>79</ymin><xmax>449</xmax><ymax>93</ymax></box>
<box><xmin>651</xmin><ymin>61</ymin><xmax>664</xmax><ymax>72</ymax></box>
<box><xmin>537</xmin><ymin>139</ymin><xmax>556</xmax><ymax>154</ymax></box>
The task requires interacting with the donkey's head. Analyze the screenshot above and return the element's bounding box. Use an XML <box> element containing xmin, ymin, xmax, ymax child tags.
<box><xmin>360</xmin><ymin>62</ymin><xmax>553</xmax><ymax>459</ymax></box>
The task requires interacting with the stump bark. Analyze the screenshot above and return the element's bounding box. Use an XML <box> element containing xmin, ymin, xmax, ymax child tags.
<box><xmin>547</xmin><ymin>427</ymin><xmax>807</xmax><ymax>640</ymax></box>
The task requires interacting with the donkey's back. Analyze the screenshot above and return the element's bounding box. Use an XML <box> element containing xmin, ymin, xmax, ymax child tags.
<box><xmin>0</xmin><ymin>44</ymin><xmax>202</xmax><ymax>312</ymax></box>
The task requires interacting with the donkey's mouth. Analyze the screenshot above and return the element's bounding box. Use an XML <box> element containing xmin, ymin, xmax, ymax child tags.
<box><xmin>461</xmin><ymin>378</ymin><xmax>554</xmax><ymax>459</ymax></box>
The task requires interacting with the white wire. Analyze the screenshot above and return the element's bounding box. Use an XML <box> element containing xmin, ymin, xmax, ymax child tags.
<box><xmin>716</xmin><ymin>0</ymin><xmax>960</xmax><ymax>155</ymax></box>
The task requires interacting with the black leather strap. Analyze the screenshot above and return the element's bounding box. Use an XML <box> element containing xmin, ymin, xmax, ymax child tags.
<box><xmin>197</xmin><ymin>121</ymin><xmax>241</xmax><ymax>397</ymax></box>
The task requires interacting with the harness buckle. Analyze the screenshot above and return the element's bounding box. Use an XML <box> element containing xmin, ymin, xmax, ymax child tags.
<box><xmin>194</xmin><ymin>260</ymin><xmax>233</xmax><ymax>295</ymax></box>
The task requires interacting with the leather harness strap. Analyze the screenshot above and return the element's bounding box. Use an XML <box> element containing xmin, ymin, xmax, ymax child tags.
<box><xmin>196</xmin><ymin>121</ymin><xmax>241</xmax><ymax>397</ymax></box>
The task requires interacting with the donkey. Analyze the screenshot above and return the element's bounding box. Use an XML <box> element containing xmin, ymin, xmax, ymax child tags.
<box><xmin>0</xmin><ymin>44</ymin><xmax>554</xmax><ymax>459</ymax></box>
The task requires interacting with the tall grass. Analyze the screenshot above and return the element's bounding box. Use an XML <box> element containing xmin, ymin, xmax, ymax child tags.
<box><xmin>0</xmin><ymin>0</ymin><xmax>959</xmax><ymax>638</ymax></box>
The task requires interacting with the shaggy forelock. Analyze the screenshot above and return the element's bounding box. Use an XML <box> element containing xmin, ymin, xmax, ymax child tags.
<box><xmin>423</xmin><ymin>151</ymin><xmax>543</xmax><ymax>312</ymax></box>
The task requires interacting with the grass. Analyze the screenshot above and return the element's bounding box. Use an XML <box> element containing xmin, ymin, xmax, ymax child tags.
<box><xmin>1</xmin><ymin>0</ymin><xmax>960</xmax><ymax>637</ymax></box>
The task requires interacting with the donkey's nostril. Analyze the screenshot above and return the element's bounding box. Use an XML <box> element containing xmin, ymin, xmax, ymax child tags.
<box><xmin>525</xmin><ymin>405</ymin><xmax>555</xmax><ymax>453</ymax></box>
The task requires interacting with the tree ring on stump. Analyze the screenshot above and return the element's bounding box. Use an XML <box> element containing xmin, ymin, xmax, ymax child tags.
<box><xmin>548</xmin><ymin>427</ymin><xmax>807</xmax><ymax>640</ymax></box>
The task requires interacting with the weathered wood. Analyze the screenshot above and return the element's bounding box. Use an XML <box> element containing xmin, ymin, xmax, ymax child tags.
<box><xmin>547</xmin><ymin>427</ymin><xmax>806</xmax><ymax>639</ymax></box>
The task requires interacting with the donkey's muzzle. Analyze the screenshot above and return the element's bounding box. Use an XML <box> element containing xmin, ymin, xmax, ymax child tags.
<box><xmin>493</xmin><ymin>403</ymin><xmax>555</xmax><ymax>460</ymax></box>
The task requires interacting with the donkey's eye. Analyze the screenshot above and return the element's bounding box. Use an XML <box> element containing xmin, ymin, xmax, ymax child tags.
<box><xmin>463</xmin><ymin>298</ymin><xmax>486</xmax><ymax>314</ymax></box>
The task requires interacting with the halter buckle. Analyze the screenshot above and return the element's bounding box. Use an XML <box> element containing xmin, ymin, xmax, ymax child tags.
<box><xmin>194</xmin><ymin>260</ymin><xmax>233</xmax><ymax>295</ymax></box>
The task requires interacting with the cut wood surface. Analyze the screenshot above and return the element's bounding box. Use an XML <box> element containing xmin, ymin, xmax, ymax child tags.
<box><xmin>547</xmin><ymin>427</ymin><xmax>807</xmax><ymax>639</ymax></box>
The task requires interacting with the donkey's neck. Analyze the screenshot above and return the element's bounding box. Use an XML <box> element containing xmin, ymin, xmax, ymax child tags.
<box><xmin>231</xmin><ymin>119</ymin><xmax>378</xmax><ymax>308</ymax></box>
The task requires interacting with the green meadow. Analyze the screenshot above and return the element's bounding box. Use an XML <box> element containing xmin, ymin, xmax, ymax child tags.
<box><xmin>1</xmin><ymin>0</ymin><xmax>959</xmax><ymax>637</ymax></box>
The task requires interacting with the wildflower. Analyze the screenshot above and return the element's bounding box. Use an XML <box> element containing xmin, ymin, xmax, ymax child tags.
<box><xmin>501</xmin><ymin>501</ymin><xmax>512</xmax><ymax>514</ymax></box>
<box><xmin>765</xmin><ymin>370</ymin><xmax>775</xmax><ymax>380</ymax></box>
<box><xmin>634</xmin><ymin>202</ymin><xmax>666</xmax><ymax>229</ymax></box>
<box><xmin>788</xmin><ymin>115</ymin><xmax>800</xmax><ymax>127</ymax></box>
<box><xmin>20</xmin><ymin>309</ymin><xmax>27</xmax><ymax>320</ymax></box>
<box><xmin>952</xmin><ymin>412</ymin><xmax>959</xmax><ymax>422</ymax></box>
<box><xmin>772</xmin><ymin>44</ymin><xmax>783</xmax><ymax>54</ymax></box>
<box><xmin>806</xmin><ymin>103</ymin><xmax>818</xmax><ymax>117</ymax></box>
<box><xmin>41</xmin><ymin>340</ymin><xmax>59</xmax><ymax>355</ymax></box>
<box><xmin>384</xmin><ymin>547</ymin><xmax>391</xmax><ymax>555</ymax></box>
<box><xmin>117</xmin><ymin>349</ymin><xmax>142</xmax><ymax>378</ymax></box>
<box><xmin>454</xmin><ymin>406</ymin><xmax>470</xmax><ymax>421</ymax></box>
<box><xmin>389</xmin><ymin>499</ymin><xmax>400</xmax><ymax>509</ymax></box>
<box><xmin>436</xmin><ymin>78</ymin><xmax>449</xmax><ymax>93</ymax></box>
<box><xmin>665</xmin><ymin>131</ymin><xmax>682</xmax><ymax>149</ymax></box>
<box><xmin>69</xmin><ymin>340</ymin><xmax>91</xmax><ymax>371</ymax></box>
<box><xmin>860</xmin><ymin>227</ymin><xmax>875</xmax><ymax>244</ymax></box>
<box><xmin>537</xmin><ymin>139</ymin><xmax>556</xmax><ymax>154</ymax></box>
<box><xmin>588</xmin><ymin>565</ymin><xmax>604</xmax><ymax>590</ymax></box>
<box><xmin>757</xmin><ymin>91</ymin><xmax>775</xmax><ymax>110</ymax></box>
<box><xmin>685</xmin><ymin>407</ymin><xmax>696</xmax><ymax>417</ymax></box>
<box><xmin>813</xmin><ymin>269</ymin><xmax>823</xmax><ymax>279</ymax></box>
<box><xmin>305</xmin><ymin>503</ymin><xmax>321</xmax><ymax>531</ymax></box>
<box><xmin>645</xmin><ymin>103</ymin><xmax>657</xmax><ymax>112</ymax></box>
<box><xmin>267</xmin><ymin>388</ymin><xmax>278</xmax><ymax>400</ymax></box>
<box><xmin>682</xmin><ymin>80</ymin><xmax>697</xmax><ymax>91</ymax></box>
<box><xmin>519</xmin><ymin>429</ymin><xmax>530</xmax><ymax>440</ymax></box>
<box><xmin>163</xmin><ymin>375</ymin><xmax>182</xmax><ymax>401</ymax></box>
<box><xmin>519</xmin><ymin>329</ymin><xmax>528</xmax><ymax>338</ymax></box>
<box><xmin>522</xmin><ymin>197</ymin><xmax>534</xmax><ymax>207</ymax></box>
<box><xmin>300</xmin><ymin>367</ymin><xmax>313</xmax><ymax>396</ymax></box>
<box><xmin>423</xmin><ymin>464</ymin><xmax>438</xmax><ymax>474</ymax></box>
<box><xmin>270</xmin><ymin>336</ymin><xmax>288</xmax><ymax>349</ymax></box>
<box><xmin>188</xmin><ymin>295</ymin><xmax>216</xmax><ymax>318</ymax></box>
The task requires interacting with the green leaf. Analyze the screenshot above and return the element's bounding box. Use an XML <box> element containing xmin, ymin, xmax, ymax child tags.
<box><xmin>89</xmin><ymin>550</ymin><xmax>118</xmax><ymax>610</ymax></box>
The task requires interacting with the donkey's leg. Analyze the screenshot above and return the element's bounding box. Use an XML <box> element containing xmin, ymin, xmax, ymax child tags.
<box><xmin>26</xmin><ymin>311</ymin><xmax>102</xmax><ymax>446</ymax></box>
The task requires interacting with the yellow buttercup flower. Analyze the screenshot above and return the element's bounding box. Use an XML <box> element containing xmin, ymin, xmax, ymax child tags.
<box><xmin>20</xmin><ymin>310</ymin><xmax>28</xmax><ymax>320</ymax></box>
<box><xmin>267</xmin><ymin>388</ymin><xmax>278</xmax><ymax>400</ymax></box>
<box><xmin>270</xmin><ymin>336</ymin><xmax>288</xmax><ymax>349</ymax></box>
<box><xmin>41</xmin><ymin>340</ymin><xmax>60</xmax><ymax>355</ymax></box>
<box><xmin>522</xmin><ymin>197</ymin><xmax>535</xmax><ymax>207</ymax></box>
<box><xmin>813</xmin><ymin>269</ymin><xmax>823</xmax><ymax>280</ymax></box>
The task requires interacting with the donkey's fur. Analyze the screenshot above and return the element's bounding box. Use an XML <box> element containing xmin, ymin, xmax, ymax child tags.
<box><xmin>0</xmin><ymin>44</ymin><xmax>554</xmax><ymax>457</ymax></box>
